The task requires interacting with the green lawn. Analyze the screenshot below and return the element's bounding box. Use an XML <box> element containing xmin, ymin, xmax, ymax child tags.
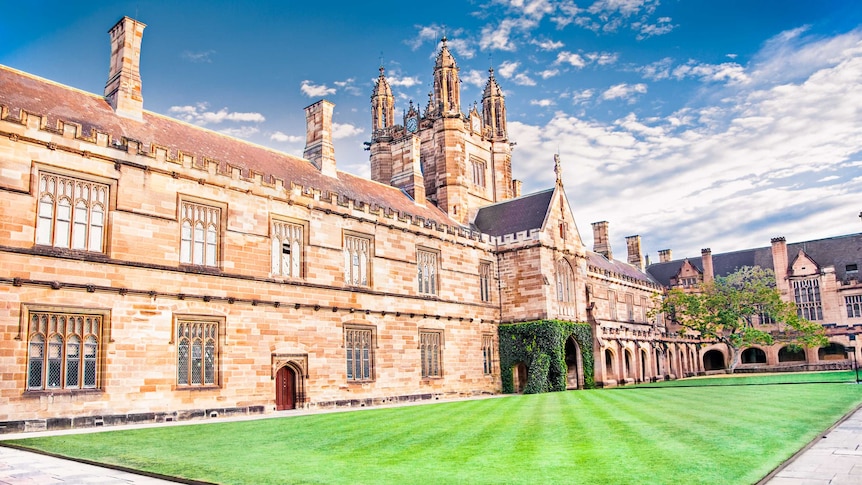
<box><xmin>635</xmin><ymin>370</ymin><xmax>858</xmax><ymax>387</ymax></box>
<box><xmin>6</xmin><ymin>382</ymin><xmax>862</xmax><ymax>485</ymax></box>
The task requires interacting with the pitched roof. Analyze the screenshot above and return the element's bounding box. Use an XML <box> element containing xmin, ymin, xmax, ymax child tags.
<box><xmin>646</xmin><ymin>233</ymin><xmax>862</xmax><ymax>286</ymax></box>
<box><xmin>472</xmin><ymin>188</ymin><xmax>554</xmax><ymax>237</ymax></box>
<box><xmin>0</xmin><ymin>65</ymin><xmax>458</xmax><ymax>228</ymax></box>
<box><xmin>587</xmin><ymin>251</ymin><xmax>660</xmax><ymax>286</ymax></box>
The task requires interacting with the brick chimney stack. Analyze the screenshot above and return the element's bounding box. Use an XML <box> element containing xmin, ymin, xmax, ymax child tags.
<box><xmin>104</xmin><ymin>17</ymin><xmax>145</xmax><ymax>120</ymax></box>
<box><xmin>591</xmin><ymin>221</ymin><xmax>612</xmax><ymax>260</ymax></box>
<box><xmin>701</xmin><ymin>248</ymin><xmax>714</xmax><ymax>283</ymax></box>
<box><xmin>658</xmin><ymin>249</ymin><xmax>673</xmax><ymax>263</ymax></box>
<box><xmin>771</xmin><ymin>237</ymin><xmax>790</xmax><ymax>297</ymax></box>
<box><xmin>303</xmin><ymin>100</ymin><xmax>337</xmax><ymax>178</ymax></box>
<box><xmin>512</xmin><ymin>180</ymin><xmax>522</xmax><ymax>198</ymax></box>
<box><xmin>625</xmin><ymin>235</ymin><xmax>643</xmax><ymax>271</ymax></box>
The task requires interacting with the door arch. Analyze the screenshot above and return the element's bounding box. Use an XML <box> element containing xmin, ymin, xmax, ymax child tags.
<box><xmin>276</xmin><ymin>365</ymin><xmax>297</xmax><ymax>410</ymax></box>
<box><xmin>564</xmin><ymin>336</ymin><xmax>583</xmax><ymax>389</ymax></box>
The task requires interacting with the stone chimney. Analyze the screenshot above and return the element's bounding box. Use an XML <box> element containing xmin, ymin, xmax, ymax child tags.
<box><xmin>303</xmin><ymin>100</ymin><xmax>337</xmax><ymax>178</ymax></box>
<box><xmin>625</xmin><ymin>235</ymin><xmax>643</xmax><ymax>271</ymax></box>
<box><xmin>104</xmin><ymin>17</ymin><xmax>146</xmax><ymax>120</ymax></box>
<box><xmin>591</xmin><ymin>221</ymin><xmax>612</xmax><ymax>260</ymax></box>
<box><xmin>658</xmin><ymin>249</ymin><xmax>673</xmax><ymax>263</ymax></box>
<box><xmin>512</xmin><ymin>180</ymin><xmax>522</xmax><ymax>198</ymax></box>
<box><xmin>771</xmin><ymin>237</ymin><xmax>790</xmax><ymax>296</ymax></box>
<box><xmin>701</xmin><ymin>248</ymin><xmax>714</xmax><ymax>283</ymax></box>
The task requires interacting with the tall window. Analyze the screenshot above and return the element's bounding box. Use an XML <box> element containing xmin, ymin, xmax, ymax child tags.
<box><xmin>272</xmin><ymin>220</ymin><xmax>303</xmax><ymax>277</ymax></box>
<box><xmin>482</xmin><ymin>334</ymin><xmax>494</xmax><ymax>375</ymax></box>
<box><xmin>26</xmin><ymin>311</ymin><xmax>101</xmax><ymax>390</ymax></box>
<box><xmin>793</xmin><ymin>278</ymin><xmax>823</xmax><ymax>321</ymax></box>
<box><xmin>479</xmin><ymin>262</ymin><xmax>493</xmax><ymax>302</ymax></box>
<box><xmin>345</xmin><ymin>327</ymin><xmax>373</xmax><ymax>381</ymax></box>
<box><xmin>556</xmin><ymin>259</ymin><xmax>575</xmax><ymax>316</ymax></box>
<box><xmin>420</xmin><ymin>330</ymin><xmax>442</xmax><ymax>378</ymax></box>
<box><xmin>625</xmin><ymin>294</ymin><xmax>634</xmax><ymax>322</ymax></box>
<box><xmin>847</xmin><ymin>295</ymin><xmax>862</xmax><ymax>319</ymax></box>
<box><xmin>176</xmin><ymin>320</ymin><xmax>219</xmax><ymax>387</ymax></box>
<box><xmin>180</xmin><ymin>201</ymin><xmax>220</xmax><ymax>267</ymax></box>
<box><xmin>344</xmin><ymin>234</ymin><xmax>371</xmax><ymax>286</ymax></box>
<box><xmin>35</xmin><ymin>173</ymin><xmax>108</xmax><ymax>252</ymax></box>
<box><xmin>471</xmin><ymin>158</ymin><xmax>486</xmax><ymax>188</ymax></box>
<box><xmin>417</xmin><ymin>249</ymin><xmax>439</xmax><ymax>295</ymax></box>
<box><xmin>640</xmin><ymin>296</ymin><xmax>649</xmax><ymax>323</ymax></box>
<box><xmin>608</xmin><ymin>291</ymin><xmax>618</xmax><ymax>320</ymax></box>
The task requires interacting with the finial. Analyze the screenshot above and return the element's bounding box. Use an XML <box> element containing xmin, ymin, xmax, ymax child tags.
<box><xmin>554</xmin><ymin>153</ymin><xmax>562</xmax><ymax>185</ymax></box>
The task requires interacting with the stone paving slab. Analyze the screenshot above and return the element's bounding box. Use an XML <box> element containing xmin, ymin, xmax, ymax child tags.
<box><xmin>0</xmin><ymin>446</ymin><xmax>178</xmax><ymax>484</ymax></box>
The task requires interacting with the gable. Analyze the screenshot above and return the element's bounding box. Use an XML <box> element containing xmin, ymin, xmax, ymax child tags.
<box><xmin>790</xmin><ymin>249</ymin><xmax>820</xmax><ymax>277</ymax></box>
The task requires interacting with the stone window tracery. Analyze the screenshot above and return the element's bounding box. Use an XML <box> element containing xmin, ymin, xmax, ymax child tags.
<box><xmin>26</xmin><ymin>311</ymin><xmax>102</xmax><ymax>391</ymax></box>
<box><xmin>36</xmin><ymin>173</ymin><xmax>108</xmax><ymax>252</ymax></box>
<box><xmin>417</xmin><ymin>249</ymin><xmax>439</xmax><ymax>296</ymax></box>
<box><xmin>180</xmin><ymin>201</ymin><xmax>220</xmax><ymax>267</ymax></box>
<box><xmin>345</xmin><ymin>326</ymin><xmax>374</xmax><ymax>381</ymax></box>
<box><xmin>793</xmin><ymin>278</ymin><xmax>823</xmax><ymax>321</ymax></box>
<box><xmin>344</xmin><ymin>233</ymin><xmax>371</xmax><ymax>287</ymax></box>
<box><xmin>420</xmin><ymin>330</ymin><xmax>442</xmax><ymax>378</ymax></box>
<box><xmin>176</xmin><ymin>320</ymin><xmax>219</xmax><ymax>387</ymax></box>
<box><xmin>272</xmin><ymin>220</ymin><xmax>303</xmax><ymax>278</ymax></box>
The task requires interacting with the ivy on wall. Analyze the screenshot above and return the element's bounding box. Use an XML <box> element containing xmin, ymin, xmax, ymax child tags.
<box><xmin>498</xmin><ymin>320</ymin><xmax>594</xmax><ymax>393</ymax></box>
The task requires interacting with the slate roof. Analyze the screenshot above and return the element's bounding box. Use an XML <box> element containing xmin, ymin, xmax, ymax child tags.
<box><xmin>472</xmin><ymin>188</ymin><xmax>554</xmax><ymax>236</ymax></box>
<box><xmin>0</xmin><ymin>65</ymin><xmax>458</xmax><ymax>228</ymax></box>
<box><xmin>587</xmin><ymin>251</ymin><xmax>661</xmax><ymax>287</ymax></box>
<box><xmin>646</xmin><ymin>233</ymin><xmax>862</xmax><ymax>286</ymax></box>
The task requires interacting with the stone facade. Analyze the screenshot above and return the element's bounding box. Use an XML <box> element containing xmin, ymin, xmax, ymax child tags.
<box><xmin>648</xmin><ymin>232</ymin><xmax>862</xmax><ymax>373</ymax></box>
<box><xmin>0</xmin><ymin>16</ymin><xmax>683</xmax><ymax>433</ymax></box>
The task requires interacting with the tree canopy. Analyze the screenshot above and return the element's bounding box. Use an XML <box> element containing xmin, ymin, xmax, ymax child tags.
<box><xmin>654</xmin><ymin>266</ymin><xmax>827</xmax><ymax>371</ymax></box>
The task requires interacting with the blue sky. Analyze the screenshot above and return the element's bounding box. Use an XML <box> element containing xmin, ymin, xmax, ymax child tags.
<box><xmin>2</xmin><ymin>0</ymin><xmax>862</xmax><ymax>263</ymax></box>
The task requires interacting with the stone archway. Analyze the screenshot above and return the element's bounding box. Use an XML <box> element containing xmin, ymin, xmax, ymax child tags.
<box><xmin>703</xmin><ymin>349</ymin><xmax>725</xmax><ymax>371</ymax></box>
<box><xmin>778</xmin><ymin>346</ymin><xmax>806</xmax><ymax>362</ymax></box>
<box><xmin>564</xmin><ymin>336</ymin><xmax>583</xmax><ymax>389</ymax></box>
<box><xmin>741</xmin><ymin>348</ymin><xmax>767</xmax><ymax>364</ymax></box>
<box><xmin>271</xmin><ymin>353</ymin><xmax>308</xmax><ymax>409</ymax></box>
<box><xmin>513</xmin><ymin>362</ymin><xmax>528</xmax><ymax>393</ymax></box>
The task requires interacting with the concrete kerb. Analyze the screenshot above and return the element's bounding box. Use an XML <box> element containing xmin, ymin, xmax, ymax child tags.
<box><xmin>756</xmin><ymin>396</ymin><xmax>862</xmax><ymax>484</ymax></box>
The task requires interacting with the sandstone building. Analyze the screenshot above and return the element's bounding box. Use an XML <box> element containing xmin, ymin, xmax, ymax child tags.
<box><xmin>647</xmin><ymin>232</ymin><xmax>862</xmax><ymax>372</ymax></box>
<box><xmin>0</xmin><ymin>17</ymin><xmax>698</xmax><ymax>433</ymax></box>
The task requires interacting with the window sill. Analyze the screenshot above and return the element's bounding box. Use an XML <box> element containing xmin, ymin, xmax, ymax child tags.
<box><xmin>23</xmin><ymin>388</ymin><xmax>103</xmax><ymax>397</ymax></box>
<box><xmin>174</xmin><ymin>385</ymin><xmax>221</xmax><ymax>391</ymax></box>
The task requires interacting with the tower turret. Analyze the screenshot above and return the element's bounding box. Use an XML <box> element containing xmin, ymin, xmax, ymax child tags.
<box><xmin>482</xmin><ymin>68</ymin><xmax>507</xmax><ymax>140</ymax></box>
<box><xmin>432</xmin><ymin>37</ymin><xmax>461</xmax><ymax>117</ymax></box>
<box><xmin>371</xmin><ymin>67</ymin><xmax>395</xmax><ymax>138</ymax></box>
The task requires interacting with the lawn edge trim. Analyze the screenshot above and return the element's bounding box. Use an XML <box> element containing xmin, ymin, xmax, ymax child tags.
<box><xmin>755</xmin><ymin>396</ymin><xmax>862</xmax><ymax>484</ymax></box>
<box><xmin>0</xmin><ymin>441</ymin><xmax>216</xmax><ymax>485</ymax></box>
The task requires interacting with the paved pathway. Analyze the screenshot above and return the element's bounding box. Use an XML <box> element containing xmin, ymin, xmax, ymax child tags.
<box><xmin>1</xmin><ymin>398</ymin><xmax>861</xmax><ymax>484</ymax></box>
<box><xmin>762</xmin><ymin>405</ymin><xmax>862</xmax><ymax>484</ymax></box>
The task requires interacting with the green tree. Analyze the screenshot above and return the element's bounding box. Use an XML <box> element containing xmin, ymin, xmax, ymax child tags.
<box><xmin>654</xmin><ymin>266</ymin><xmax>827</xmax><ymax>372</ymax></box>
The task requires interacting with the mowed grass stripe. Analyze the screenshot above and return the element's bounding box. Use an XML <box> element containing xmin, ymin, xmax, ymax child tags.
<box><xmin>8</xmin><ymin>383</ymin><xmax>862</xmax><ymax>484</ymax></box>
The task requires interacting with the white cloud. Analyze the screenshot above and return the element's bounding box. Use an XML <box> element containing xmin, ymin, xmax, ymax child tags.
<box><xmin>496</xmin><ymin>61</ymin><xmax>520</xmax><ymax>78</ymax></box>
<box><xmin>555</xmin><ymin>51</ymin><xmax>586</xmax><ymax>68</ymax></box>
<box><xmin>532</xmin><ymin>38</ymin><xmax>564</xmax><ymax>51</ymax></box>
<box><xmin>462</xmin><ymin>69</ymin><xmax>488</xmax><ymax>87</ymax></box>
<box><xmin>270</xmin><ymin>131</ymin><xmax>304</xmax><ymax>143</ymax></box>
<box><xmin>508</xmin><ymin>28</ymin><xmax>862</xmax><ymax>260</ymax></box>
<box><xmin>300</xmin><ymin>80</ymin><xmax>336</xmax><ymax>98</ymax></box>
<box><xmin>513</xmin><ymin>73</ymin><xmax>537</xmax><ymax>86</ymax></box>
<box><xmin>332</xmin><ymin>122</ymin><xmax>364</xmax><ymax>139</ymax></box>
<box><xmin>530</xmin><ymin>99</ymin><xmax>555</xmax><ymax>107</ymax></box>
<box><xmin>479</xmin><ymin>17</ymin><xmax>536</xmax><ymax>51</ymax></box>
<box><xmin>637</xmin><ymin>57</ymin><xmax>673</xmax><ymax>80</ymax></box>
<box><xmin>601</xmin><ymin>83</ymin><xmax>647</xmax><ymax>100</ymax></box>
<box><xmin>218</xmin><ymin>126</ymin><xmax>259</xmax><ymax>138</ymax></box>
<box><xmin>586</xmin><ymin>52</ymin><xmax>619</xmax><ymax>65</ymax></box>
<box><xmin>168</xmin><ymin>103</ymin><xmax>265</xmax><ymax>125</ymax></box>
<box><xmin>539</xmin><ymin>69</ymin><xmax>560</xmax><ymax>79</ymax></box>
<box><xmin>673</xmin><ymin>60</ymin><xmax>749</xmax><ymax>84</ymax></box>
<box><xmin>409</xmin><ymin>24</ymin><xmax>443</xmax><ymax>50</ymax></box>
<box><xmin>181</xmin><ymin>50</ymin><xmax>216</xmax><ymax>63</ymax></box>
<box><xmin>388</xmin><ymin>75</ymin><xmax>422</xmax><ymax>87</ymax></box>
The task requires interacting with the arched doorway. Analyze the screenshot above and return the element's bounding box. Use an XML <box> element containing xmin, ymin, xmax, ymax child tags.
<box><xmin>624</xmin><ymin>349</ymin><xmax>633</xmax><ymax>380</ymax></box>
<box><xmin>513</xmin><ymin>362</ymin><xmax>528</xmax><ymax>392</ymax></box>
<box><xmin>564</xmin><ymin>337</ymin><xmax>581</xmax><ymax>389</ymax></box>
<box><xmin>605</xmin><ymin>349</ymin><xmax>615</xmax><ymax>380</ymax></box>
<box><xmin>819</xmin><ymin>343</ymin><xmax>846</xmax><ymax>361</ymax></box>
<box><xmin>640</xmin><ymin>349</ymin><xmax>648</xmax><ymax>382</ymax></box>
<box><xmin>778</xmin><ymin>346</ymin><xmax>806</xmax><ymax>362</ymax></box>
<box><xmin>276</xmin><ymin>365</ymin><xmax>297</xmax><ymax>410</ymax></box>
<box><xmin>741</xmin><ymin>348</ymin><xmax>767</xmax><ymax>364</ymax></box>
<box><xmin>703</xmin><ymin>350</ymin><xmax>725</xmax><ymax>371</ymax></box>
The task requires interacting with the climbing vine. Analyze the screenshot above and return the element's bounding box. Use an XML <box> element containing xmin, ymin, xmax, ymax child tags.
<box><xmin>498</xmin><ymin>320</ymin><xmax>594</xmax><ymax>393</ymax></box>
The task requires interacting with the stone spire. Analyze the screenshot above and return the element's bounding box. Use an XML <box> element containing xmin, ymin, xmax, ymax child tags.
<box><xmin>432</xmin><ymin>37</ymin><xmax>461</xmax><ymax>116</ymax></box>
<box><xmin>554</xmin><ymin>154</ymin><xmax>563</xmax><ymax>186</ymax></box>
<box><xmin>482</xmin><ymin>67</ymin><xmax>507</xmax><ymax>140</ymax></box>
<box><xmin>371</xmin><ymin>66</ymin><xmax>394</xmax><ymax>137</ymax></box>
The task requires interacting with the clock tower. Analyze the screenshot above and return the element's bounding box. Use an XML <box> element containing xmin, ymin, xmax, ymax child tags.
<box><xmin>368</xmin><ymin>39</ymin><xmax>515</xmax><ymax>224</ymax></box>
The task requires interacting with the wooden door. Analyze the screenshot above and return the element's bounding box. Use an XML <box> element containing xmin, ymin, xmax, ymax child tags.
<box><xmin>276</xmin><ymin>366</ymin><xmax>296</xmax><ymax>410</ymax></box>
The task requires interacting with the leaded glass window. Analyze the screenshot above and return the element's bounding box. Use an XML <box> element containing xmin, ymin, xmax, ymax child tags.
<box><xmin>420</xmin><ymin>330</ymin><xmax>442</xmax><ymax>378</ymax></box>
<box><xmin>272</xmin><ymin>220</ymin><xmax>303</xmax><ymax>277</ymax></box>
<box><xmin>793</xmin><ymin>278</ymin><xmax>823</xmax><ymax>321</ymax></box>
<box><xmin>176</xmin><ymin>320</ymin><xmax>219</xmax><ymax>386</ymax></box>
<box><xmin>35</xmin><ymin>173</ymin><xmax>108</xmax><ymax>252</ymax></box>
<box><xmin>480</xmin><ymin>262</ymin><xmax>492</xmax><ymax>302</ymax></box>
<box><xmin>556</xmin><ymin>259</ymin><xmax>575</xmax><ymax>316</ymax></box>
<box><xmin>482</xmin><ymin>334</ymin><xmax>494</xmax><ymax>375</ymax></box>
<box><xmin>179</xmin><ymin>201</ymin><xmax>220</xmax><ymax>267</ymax></box>
<box><xmin>344</xmin><ymin>234</ymin><xmax>371</xmax><ymax>286</ymax></box>
<box><xmin>345</xmin><ymin>327</ymin><xmax>373</xmax><ymax>381</ymax></box>
<box><xmin>417</xmin><ymin>249</ymin><xmax>439</xmax><ymax>295</ymax></box>
<box><xmin>847</xmin><ymin>295</ymin><xmax>862</xmax><ymax>319</ymax></box>
<box><xmin>26</xmin><ymin>311</ymin><xmax>102</xmax><ymax>390</ymax></box>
